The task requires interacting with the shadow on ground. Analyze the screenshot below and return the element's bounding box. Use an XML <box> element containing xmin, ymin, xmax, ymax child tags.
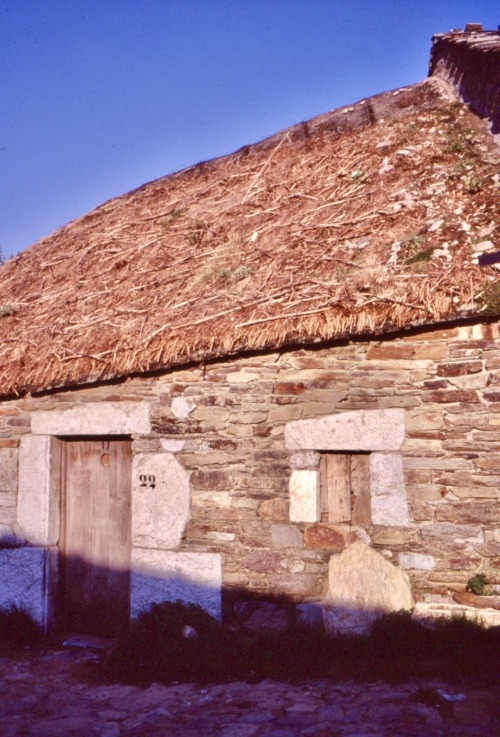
<box><xmin>96</xmin><ymin>601</ymin><xmax>500</xmax><ymax>688</ymax></box>
<box><xmin>1</xmin><ymin>557</ymin><xmax>499</xmax><ymax>689</ymax></box>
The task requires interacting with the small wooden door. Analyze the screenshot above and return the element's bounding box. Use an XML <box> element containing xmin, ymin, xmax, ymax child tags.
<box><xmin>319</xmin><ymin>453</ymin><xmax>371</xmax><ymax>525</ymax></box>
<box><xmin>60</xmin><ymin>438</ymin><xmax>132</xmax><ymax>635</ymax></box>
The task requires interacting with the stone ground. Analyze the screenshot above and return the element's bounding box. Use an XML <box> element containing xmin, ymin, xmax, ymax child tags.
<box><xmin>0</xmin><ymin>648</ymin><xmax>499</xmax><ymax>737</ymax></box>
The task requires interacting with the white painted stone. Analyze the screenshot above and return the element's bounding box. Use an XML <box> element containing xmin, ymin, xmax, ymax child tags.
<box><xmin>289</xmin><ymin>470</ymin><xmax>319</xmax><ymax>523</ymax></box>
<box><xmin>130</xmin><ymin>549</ymin><xmax>222</xmax><ymax>620</ymax></box>
<box><xmin>285</xmin><ymin>409</ymin><xmax>405</xmax><ymax>451</ymax></box>
<box><xmin>171</xmin><ymin>397</ymin><xmax>196</xmax><ymax>419</ymax></box>
<box><xmin>160</xmin><ymin>439</ymin><xmax>186</xmax><ymax>452</ymax></box>
<box><xmin>370</xmin><ymin>453</ymin><xmax>410</xmax><ymax>526</ymax></box>
<box><xmin>289</xmin><ymin>451</ymin><xmax>320</xmax><ymax>469</ymax></box>
<box><xmin>31</xmin><ymin>402</ymin><xmax>151</xmax><ymax>436</ymax></box>
<box><xmin>399</xmin><ymin>552</ymin><xmax>436</xmax><ymax>570</ymax></box>
<box><xmin>132</xmin><ymin>453</ymin><xmax>190</xmax><ymax>549</ymax></box>
<box><xmin>0</xmin><ymin>547</ymin><xmax>50</xmax><ymax>628</ymax></box>
<box><xmin>17</xmin><ymin>436</ymin><xmax>61</xmax><ymax>546</ymax></box>
<box><xmin>322</xmin><ymin>541</ymin><xmax>414</xmax><ymax>635</ymax></box>
<box><xmin>0</xmin><ymin>449</ymin><xmax>18</xmax><ymax>490</ymax></box>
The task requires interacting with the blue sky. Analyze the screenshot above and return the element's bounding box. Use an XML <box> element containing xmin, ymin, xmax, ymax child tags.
<box><xmin>1</xmin><ymin>0</ymin><xmax>498</xmax><ymax>259</ymax></box>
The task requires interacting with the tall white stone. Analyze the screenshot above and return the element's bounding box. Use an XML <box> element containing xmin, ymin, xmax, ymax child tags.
<box><xmin>17</xmin><ymin>436</ymin><xmax>61</xmax><ymax>545</ymax></box>
<box><xmin>289</xmin><ymin>469</ymin><xmax>320</xmax><ymax>522</ymax></box>
<box><xmin>370</xmin><ymin>453</ymin><xmax>410</xmax><ymax>526</ymax></box>
<box><xmin>132</xmin><ymin>452</ymin><xmax>191</xmax><ymax>549</ymax></box>
<box><xmin>322</xmin><ymin>541</ymin><xmax>414</xmax><ymax>635</ymax></box>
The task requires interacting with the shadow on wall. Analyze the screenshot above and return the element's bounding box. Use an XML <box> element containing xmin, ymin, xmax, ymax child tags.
<box><xmin>0</xmin><ymin>546</ymin><xmax>222</xmax><ymax>636</ymax></box>
<box><xmin>1</xmin><ymin>544</ymin><xmax>499</xmax><ymax>636</ymax></box>
<box><xmin>0</xmin><ymin>540</ymin><xmax>419</xmax><ymax>637</ymax></box>
<box><xmin>1</xmin><ymin>546</ymin><xmax>500</xmax><ymax>685</ymax></box>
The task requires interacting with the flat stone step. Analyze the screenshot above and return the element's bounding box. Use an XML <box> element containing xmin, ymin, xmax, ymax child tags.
<box><xmin>412</xmin><ymin>602</ymin><xmax>500</xmax><ymax>628</ymax></box>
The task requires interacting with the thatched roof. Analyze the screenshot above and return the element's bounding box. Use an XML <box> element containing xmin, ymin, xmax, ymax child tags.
<box><xmin>0</xmin><ymin>74</ymin><xmax>499</xmax><ymax>398</ymax></box>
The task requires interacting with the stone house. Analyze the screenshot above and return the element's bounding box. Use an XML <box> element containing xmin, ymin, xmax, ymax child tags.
<box><xmin>0</xmin><ymin>28</ymin><xmax>499</xmax><ymax>635</ymax></box>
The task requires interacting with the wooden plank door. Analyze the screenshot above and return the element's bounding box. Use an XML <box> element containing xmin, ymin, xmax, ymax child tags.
<box><xmin>61</xmin><ymin>439</ymin><xmax>132</xmax><ymax>635</ymax></box>
<box><xmin>320</xmin><ymin>453</ymin><xmax>371</xmax><ymax>525</ymax></box>
<box><xmin>320</xmin><ymin>454</ymin><xmax>351</xmax><ymax>523</ymax></box>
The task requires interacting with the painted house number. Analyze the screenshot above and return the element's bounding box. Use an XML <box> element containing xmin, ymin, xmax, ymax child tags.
<box><xmin>139</xmin><ymin>474</ymin><xmax>156</xmax><ymax>490</ymax></box>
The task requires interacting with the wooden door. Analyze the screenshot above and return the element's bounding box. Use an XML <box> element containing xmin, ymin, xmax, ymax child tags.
<box><xmin>320</xmin><ymin>453</ymin><xmax>371</xmax><ymax>525</ymax></box>
<box><xmin>60</xmin><ymin>438</ymin><xmax>132</xmax><ymax>635</ymax></box>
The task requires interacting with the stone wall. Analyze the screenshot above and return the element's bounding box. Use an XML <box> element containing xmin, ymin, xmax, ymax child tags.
<box><xmin>429</xmin><ymin>29</ymin><xmax>500</xmax><ymax>134</ymax></box>
<box><xmin>0</xmin><ymin>320</ymin><xmax>499</xmax><ymax>619</ymax></box>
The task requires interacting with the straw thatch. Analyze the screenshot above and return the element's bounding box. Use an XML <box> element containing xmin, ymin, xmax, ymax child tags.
<box><xmin>0</xmin><ymin>78</ymin><xmax>498</xmax><ymax>398</ymax></box>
